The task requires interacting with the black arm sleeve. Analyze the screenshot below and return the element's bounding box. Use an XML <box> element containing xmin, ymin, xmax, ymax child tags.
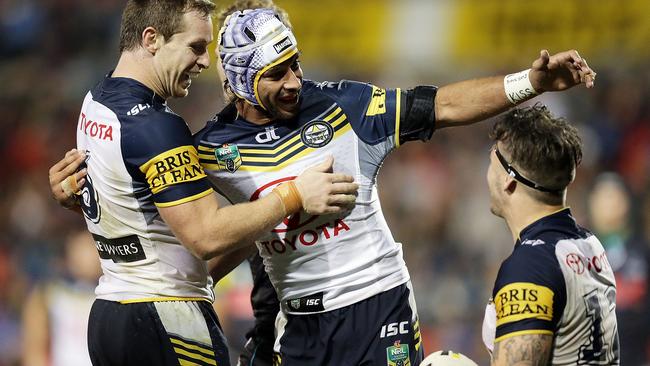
<box><xmin>399</xmin><ymin>85</ymin><xmax>438</xmax><ymax>143</ymax></box>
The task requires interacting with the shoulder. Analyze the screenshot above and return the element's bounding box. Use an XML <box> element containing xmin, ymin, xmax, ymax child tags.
<box><xmin>496</xmin><ymin>240</ymin><xmax>563</xmax><ymax>290</ymax></box>
<box><xmin>302</xmin><ymin>79</ymin><xmax>374</xmax><ymax>103</ymax></box>
<box><xmin>120</xmin><ymin>107</ymin><xmax>194</xmax><ymax>162</ymax></box>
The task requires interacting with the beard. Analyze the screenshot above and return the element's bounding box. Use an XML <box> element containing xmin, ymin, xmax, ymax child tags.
<box><xmin>260</xmin><ymin>96</ymin><xmax>301</xmax><ymax>120</ymax></box>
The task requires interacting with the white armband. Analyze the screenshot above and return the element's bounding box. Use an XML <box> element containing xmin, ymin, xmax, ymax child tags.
<box><xmin>504</xmin><ymin>69</ymin><xmax>538</xmax><ymax>105</ymax></box>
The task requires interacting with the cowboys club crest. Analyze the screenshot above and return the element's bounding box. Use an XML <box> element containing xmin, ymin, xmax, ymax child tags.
<box><xmin>215</xmin><ymin>144</ymin><xmax>242</xmax><ymax>173</ymax></box>
<box><xmin>300</xmin><ymin>120</ymin><xmax>333</xmax><ymax>148</ymax></box>
<box><xmin>289</xmin><ymin>299</ymin><xmax>301</xmax><ymax>310</ymax></box>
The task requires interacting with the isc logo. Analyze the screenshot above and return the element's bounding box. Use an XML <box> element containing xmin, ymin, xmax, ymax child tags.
<box><xmin>380</xmin><ymin>321</ymin><xmax>409</xmax><ymax>338</ymax></box>
<box><xmin>306</xmin><ymin>299</ymin><xmax>320</xmax><ymax>306</ymax></box>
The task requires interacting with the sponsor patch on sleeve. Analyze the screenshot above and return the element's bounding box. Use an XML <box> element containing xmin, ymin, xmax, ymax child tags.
<box><xmin>494</xmin><ymin>282</ymin><xmax>554</xmax><ymax>326</ymax></box>
<box><xmin>139</xmin><ymin>145</ymin><xmax>208</xmax><ymax>194</ymax></box>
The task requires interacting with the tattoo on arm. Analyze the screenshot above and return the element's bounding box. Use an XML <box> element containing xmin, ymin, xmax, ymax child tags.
<box><xmin>492</xmin><ymin>334</ymin><xmax>552</xmax><ymax>366</ymax></box>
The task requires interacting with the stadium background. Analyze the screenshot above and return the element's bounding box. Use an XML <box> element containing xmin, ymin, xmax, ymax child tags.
<box><xmin>1</xmin><ymin>0</ymin><xmax>649</xmax><ymax>364</ymax></box>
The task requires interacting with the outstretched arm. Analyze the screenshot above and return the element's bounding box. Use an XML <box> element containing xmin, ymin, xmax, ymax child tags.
<box><xmin>491</xmin><ymin>333</ymin><xmax>553</xmax><ymax>366</ymax></box>
<box><xmin>435</xmin><ymin>49</ymin><xmax>596</xmax><ymax>128</ymax></box>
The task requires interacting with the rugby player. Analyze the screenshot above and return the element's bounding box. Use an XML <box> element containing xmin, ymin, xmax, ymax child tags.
<box><xmin>51</xmin><ymin>5</ymin><xmax>598</xmax><ymax>365</ymax></box>
<box><xmin>48</xmin><ymin>1</ymin><xmax>358</xmax><ymax>365</ymax></box>
<box><xmin>191</xmin><ymin>8</ymin><xmax>597</xmax><ymax>365</ymax></box>
<box><xmin>482</xmin><ymin>105</ymin><xmax>619</xmax><ymax>365</ymax></box>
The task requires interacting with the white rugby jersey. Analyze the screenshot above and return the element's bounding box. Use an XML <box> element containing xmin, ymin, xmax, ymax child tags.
<box><xmin>482</xmin><ymin>208</ymin><xmax>620</xmax><ymax>365</ymax></box>
<box><xmin>196</xmin><ymin>80</ymin><xmax>435</xmax><ymax>314</ymax></box>
<box><xmin>76</xmin><ymin>75</ymin><xmax>215</xmax><ymax>302</ymax></box>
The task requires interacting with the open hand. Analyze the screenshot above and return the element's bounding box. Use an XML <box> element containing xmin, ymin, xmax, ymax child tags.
<box><xmin>293</xmin><ymin>156</ymin><xmax>358</xmax><ymax>214</ymax></box>
<box><xmin>530</xmin><ymin>49</ymin><xmax>596</xmax><ymax>92</ymax></box>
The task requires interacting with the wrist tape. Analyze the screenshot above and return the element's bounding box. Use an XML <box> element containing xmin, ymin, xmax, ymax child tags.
<box><xmin>272</xmin><ymin>181</ymin><xmax>302</xmax><ymax>215</ymax></box>
<box><xmin>504</xmin><ymin>69</ymin><xmax>538</xmax><ymax>105</ymax></box>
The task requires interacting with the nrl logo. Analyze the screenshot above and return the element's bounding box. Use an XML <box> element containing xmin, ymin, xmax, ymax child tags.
<box><xmin>386</xmin><ymin>340</ymin><xmax>410</xmax><ymax>366</ymax></box>
<box><xmin>300</xmin><ymin>120</ymin><xmax>333</xmax><ymax>148</ymax></box>
<box><xmin>214</xmin><ymin>144</ymin><xmax>242</xmax><ymax>173</ymax></box>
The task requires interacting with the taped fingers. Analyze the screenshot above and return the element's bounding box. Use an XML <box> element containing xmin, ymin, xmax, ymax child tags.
<box><xmin>61</xmin><ymin>175</ymin><xmax>80</xmax><ymax>197</ymax></box>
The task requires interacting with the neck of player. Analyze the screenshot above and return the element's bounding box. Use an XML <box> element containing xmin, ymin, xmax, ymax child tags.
<box><xmin>113</xmin><ymin>51</ymin><xmax>168</xmax><ymax>100</ymax></box>
<box><xmin>236</xmin><ymin>99</ymin><xmax>275</xmax><ymax>126</ymax></box>
<box><xmin>502</xmin><ymin>193</ymin><xmax>567</xmax><ymax>243</ymax></box>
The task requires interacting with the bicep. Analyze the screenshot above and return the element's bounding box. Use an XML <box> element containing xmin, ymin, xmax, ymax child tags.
<box><xmin>491</xmin><ymin>333</ymin><xmax>553</xmax><ymax>366</ymax></box>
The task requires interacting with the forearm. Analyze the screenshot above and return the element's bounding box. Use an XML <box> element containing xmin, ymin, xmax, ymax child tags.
<box><xmin>435</xmin><ymin>75</ymin><xmax>516</xmax><ymax>128</ymax></box>
<box><xmin>491</xmin><ymin>334</ymin><xmax>552</xmax><ymax>366</ymax></box>
<box><xmin>208</xmin><ymin>244</ymin><xmax>256</xmax><ymax>283</ymax></box>
<box><xmin>202</xmin><ymin>194</ymin><xmax>285</xmax><ymax>256</ymax></box>
<box><xmin>162</xmin><ymin>192</ymin><xmax>287</xmax><ymax>260</ymax></box>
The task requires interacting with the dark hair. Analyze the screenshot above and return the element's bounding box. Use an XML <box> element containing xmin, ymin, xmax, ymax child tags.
<box><xmin>489</xmin><ymin>104</ymin><xmax>583</xmax><ymax>204</ymax></box>
<box><xmin>119</xmin><ymin>0</ymin><xmax>216</xmax><ymax>53</ymax></box>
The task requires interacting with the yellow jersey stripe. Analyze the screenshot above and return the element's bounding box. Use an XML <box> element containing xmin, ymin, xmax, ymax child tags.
<box><xmin>240</xmin><ymin>139</ymin><xmax>305</xmax><ymax>163</ymax></box>
<box><xmin>119</xmin><ymin>296</ymin><xmax>212</xmax><ymax>304</ymax></box>
<box><xmin>154</xmin><ymin>188</ymin><xmax>214</xmax><ymax>208</ymax></box>
<box><xmin>323</xmin><ymin>107</ymin><xmax>344</xmax><ymax>123</ymax></box>
<box><xmin>494</xmin><ymin>329</ymin><xmax>553</xmax><ymax>343</ymax></box>
<box><xmin>197</xmin><ymin>107</ymin><xmax>344</xmax><ymax>157</ymax></box>
<box><xmin>202</xmin><ymin>124</ymin><xmax>352</xmax><ymax>172</ymax></box>
<box><xmin>198</xmin><ymin>145</ymin><xmax>215</xmax><ymax>153</ymax></box>
<box><xmin>238</xmin><ymin>109</ymin><xmax>344</xmax><ymax>155</ymax></box>
<box><xmin>179</xmin><ymin>359</ymin><xmax>202</xmax><ymax>366</ymax></box>
<box><xmin>395</xmin><ymin>88</ymin><xmax>402</xmax><ymax>148</ymax></box>
<box><xmin>240</xmin><ymin>119</ymin><xmax>348</xmax><ymax>162</ymax></box>
<box><xmin>239</xmin><ymin>133</ymin><xmax>302</xmax><ymax>155</ymax></box>
<box><xmin>174</xmin><ymin>347</ymin><xmax>217</xmax><ymax>365</ymax></box>
<box><xmin>170</xmin><ymin>338</ymin><xmax>215</xmax><ymax>356</ymax></box>
<box><xmin>328</xmin><ymin>114</ymin><xmax>347</xmax><ymax>129</ymax></box>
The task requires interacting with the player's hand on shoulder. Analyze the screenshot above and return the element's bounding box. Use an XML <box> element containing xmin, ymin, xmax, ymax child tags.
<box><xmin>48</xmin><ymin>149</ymin><xmax>87</xmax><ymax>209</ymax></box>
<box><xmin>529</xmin><ymin>49</ymin><xmax>596</xmax><ymax>92</ymax></box>
<box><xmin>294</xmin><ymin>155</ymin><xmax>358</xmax><ymax>215</ymax></box>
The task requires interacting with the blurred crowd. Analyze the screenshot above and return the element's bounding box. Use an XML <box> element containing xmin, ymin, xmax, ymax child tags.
<box><xmin>1</xmin><ymin>0</ymin><xmax>649</xmax><ymax>365</ymax></box>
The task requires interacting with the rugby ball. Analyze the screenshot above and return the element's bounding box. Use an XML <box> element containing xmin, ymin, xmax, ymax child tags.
<box><xmin>420</xmin><ymin>350</ymin><xmax>478</xmax><ymax>366</ymax></box>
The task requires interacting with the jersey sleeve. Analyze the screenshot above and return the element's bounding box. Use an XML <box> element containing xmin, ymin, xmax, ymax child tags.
<box><xmin>315</xmin><ymin>80</ymin><xmax>403</xmax><ymax>147</ymax></box>
<box><xmin>121</xmin><ymin>111</ymin><xmax>213</xmax><ymax>207</ymax></box>
<box><xmin>491</xmin><ymin>243</ymin><xmax>567</xmax><ymax>343</ymax></box>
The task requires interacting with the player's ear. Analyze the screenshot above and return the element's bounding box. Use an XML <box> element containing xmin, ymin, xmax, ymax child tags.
<box><xmin>504</xmin><ymin>175</ymin><xmax>517</xmax><ymax>195</ymax></box>
<box><xmin>142</xmin><ymin>27</ymin><xmax>163</xmax><ymax>54</ymax></box>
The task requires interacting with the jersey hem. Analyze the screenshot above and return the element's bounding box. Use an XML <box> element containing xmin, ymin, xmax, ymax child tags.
<box><xmin>154</xmin><ymin>188</ymin><xmax>214</xmax><ymax>208</ymax></box>
<box><xmin>494</xmin><ymin>329</ymin><xmax>553</xmax><ymax>343</ymax></box>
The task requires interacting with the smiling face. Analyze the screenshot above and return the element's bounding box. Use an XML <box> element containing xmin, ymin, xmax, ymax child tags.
<box><xmin>255</xmin><ymin>54</ymin><xmax>303</xmax><ymax>120</ymax></box>
<box><xmin>153</xmin><ymin>10</ymin><xmax>213</xmax><ymax>98</ymax></box>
